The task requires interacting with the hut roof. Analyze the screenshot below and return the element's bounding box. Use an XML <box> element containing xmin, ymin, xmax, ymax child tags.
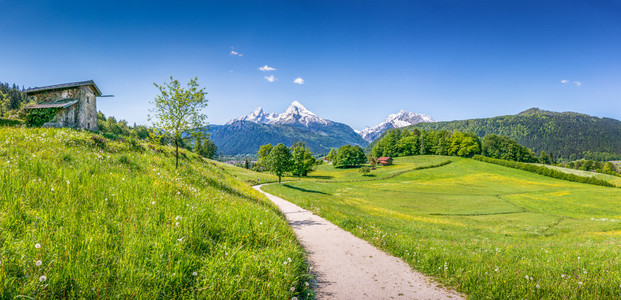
<box><xmin>24</xmin><ymin>80</ymin><xmax>102</xmax><ymax>96</ymax></box>
<box><xmin>25</xmin><ymin>99</ymin><xmax>79</xmax><ymax>109</ymax></box>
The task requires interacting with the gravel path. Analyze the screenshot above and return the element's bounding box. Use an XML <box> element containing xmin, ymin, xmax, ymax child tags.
<box><xmin>254</xmin><ymin>184</ymin><xmax>464</xmax><ymax>300</ymax></box>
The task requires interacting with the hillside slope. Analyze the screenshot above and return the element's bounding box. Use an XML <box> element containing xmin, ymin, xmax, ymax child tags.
<box><xmin>0</xmin><ymin>127</ymin><xmax>310</xmax><ymax>299</ymax></box>
<box><xmin>209</xmin><ymin>120</ymin><xmax>368</xmax><ymax>155</ymax></box>
<box><xmin>403</xmin><ymin>108</ymin><xmax>621</xmax><ymax>159</ymax></box>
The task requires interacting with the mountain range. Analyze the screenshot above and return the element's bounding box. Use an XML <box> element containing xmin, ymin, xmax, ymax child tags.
<box><xmin>357</xmin><ymin>110</ymin><xmax>434</xmax><ymax>142</ymax></box>
<box><xmin>210</xmin><ymin>101</ymin><xmax>369</xmax><ymax>155</ymax></box>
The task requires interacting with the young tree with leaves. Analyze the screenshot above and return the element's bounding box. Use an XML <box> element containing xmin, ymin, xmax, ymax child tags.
<box><xmin>149</xmin><ymin>76</ymin><xmax>208</xmax><ymax>168</ymax></box>
<box><xmin>268</xmin><ymin>143</ymin><xmax>293</xmax><ymax>183</ymax></box>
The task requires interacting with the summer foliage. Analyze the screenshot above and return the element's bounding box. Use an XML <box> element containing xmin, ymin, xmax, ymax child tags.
<box><xmin>371</xmin><ymin>128</ymin><xmax>481</xmax><ymax>159</ymax></box>
<box><xmin>257</xmin><ymin>142</ymin><xmax>319</xmax><ymax>182</ymax></box>
<box><xmin>264</xmin><ymin>155</ymin><xmax>621</xmax><ymax>299</ymax></box>
<box><xmin>149</xmin><ymin>76</ymin><xmax>208</xmax><ymax>168</ymax></box>
<box><xmin>0</xmin><ymin>127</ymin><xmax>312</xmax><ymax>299</ymax></box>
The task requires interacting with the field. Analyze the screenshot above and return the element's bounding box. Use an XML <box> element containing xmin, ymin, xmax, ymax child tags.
<box><xmin>0</xmin><ymin>127</ymin><xmax>312</xmax><ymax>299</ymax></box>
<box><xmin>263</xmin><ymin>156</ymin><xmax>621</xmax><ymax>299</ymax></box>
<box><xmin>533</xmin><ymin>163</ymin><xmax>621</xmax><ymax>187</ymax></box>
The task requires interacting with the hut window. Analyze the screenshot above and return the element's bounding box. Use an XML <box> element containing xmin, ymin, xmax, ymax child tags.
<box><xmin>88</xmin><ymin>122</ymin><xmax>90</xmax><ymax>129</ymax></box>
<box><xmin>87</xmin><ymin>96</ymin><xmax>90</xmax><ymax>104</ymax></box>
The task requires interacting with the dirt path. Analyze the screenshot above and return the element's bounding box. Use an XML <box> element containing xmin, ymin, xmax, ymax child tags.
<box><xmin>254</xmin><ymin>185</ymin><xmax>464</xmax><ymax>300</ymax></box>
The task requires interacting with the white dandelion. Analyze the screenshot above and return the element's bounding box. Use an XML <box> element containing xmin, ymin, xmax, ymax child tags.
<box><xmin>36</xmin><ymin>260</ymin><xmax>42</xmax><ymax>266</ymax></box>
<box><xmin>536</xmin><ymin>284</ymin><xmax>541</xmax><ymax>289</ymax></box>
<box><xmin>35</xmin><ymin>243</ymin><xmax>41</xmax><ymax>249</ymax></box>
<box><xmin>192</xmin><ymin>272</ymin><xmax>198</xmax><ymax>276</ymax></box>
<box><xmin>39</xmin><ymin>275</ymin><xmax>47</xmax><ymax>282</ymax></box>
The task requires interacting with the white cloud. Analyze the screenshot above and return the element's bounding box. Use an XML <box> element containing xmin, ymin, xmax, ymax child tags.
<box><xmin>264</xmin><ymin>75</ymin><xmax>277</xmax><ymax>82</ymax></box>
<box><xmin>561</xmin><ymin>79</ymin><xmax>582</xmax><ymax>87</ymax></box>
<box><xmin>230</xmin><ymin>50</ymin><xmax>243</xmax><ymax>56</ymax></box>
<box><xmin>293</xmin><ymin>77</ymin><xmax>304</xmax><ymax>85</ymax></box>
<box><xmin>259</xmin><ymin>65</ymin><xmax>276</xmax><ymax>71</ymax></box>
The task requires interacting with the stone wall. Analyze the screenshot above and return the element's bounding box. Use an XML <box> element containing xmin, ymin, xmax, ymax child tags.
<box><xmin>29</xmin><ymin>86</ymin><xmax>98</xmax><ymax>130</ymax></box>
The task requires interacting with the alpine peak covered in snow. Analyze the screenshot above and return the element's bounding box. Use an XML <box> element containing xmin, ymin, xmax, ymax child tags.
<box><xmin>358</xmin><ymin>110</ymin><xmax>435</xmax><ymax>142</ymax></box>
<box><xmin>227</xmin><ymin>101</ymin><xmax>329</xmax><ymax>127</ymax></box>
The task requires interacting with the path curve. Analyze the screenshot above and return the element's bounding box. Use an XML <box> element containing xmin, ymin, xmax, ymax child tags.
<box><xmin>254</xmin><ymin>184</ymin><xmax>464</xmax><ymax>300</ymax></box>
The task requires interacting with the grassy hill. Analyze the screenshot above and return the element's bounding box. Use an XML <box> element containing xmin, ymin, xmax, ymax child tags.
<box><xmin>370</xmin><ymin>108</ymin><xmax>621</xmax><ymax>160</ymax></box>
<box><xmin>0</xmin><ymin>127</ymin><xmax>312</xmax><ymax>299</ymax></box>
<box><xmin>263</xmin><ymin>156</ymin><xmax>621</xmax><ymax>299</ymax></box>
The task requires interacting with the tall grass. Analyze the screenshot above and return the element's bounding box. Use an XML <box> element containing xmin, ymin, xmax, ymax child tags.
<box><xmin>0</xmin><ymin>127</ymin><xmax>312</xmax><ymax>299</ymax></box>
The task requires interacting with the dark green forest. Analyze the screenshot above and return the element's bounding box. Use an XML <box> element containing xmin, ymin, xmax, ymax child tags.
<box><xmin>0</xmin><ymin>82</ymin><xmax>29</xmax><ymax>117</ymax></box>
<box><xmin>400</xmin><ymin>108</ymin><xmax>621</xmax><ymax>160</ymax></box>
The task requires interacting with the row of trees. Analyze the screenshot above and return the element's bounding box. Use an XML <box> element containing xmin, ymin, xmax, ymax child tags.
<box><xmin>371</xmin><ymin>128</ymin><xmax>482</xmax><ymax>159</ymax></box>
<box><xmin>557</xmin><ymin>160</ymin><xmax>620</xmax><ymax>176</ymax></box>
<box><xmin>257</xmin><ymin>142</ymin><xmax>320</xmax><ymax>182</ymax></box>
<box><xmin>371</xmin><ymin>128</ymin><xmax>563</xmax><ymax>164</ymax></box>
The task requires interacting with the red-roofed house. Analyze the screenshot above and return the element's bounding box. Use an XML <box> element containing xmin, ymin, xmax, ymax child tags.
<box><xmin>377</xmin><ymin>157</ymin><xmax>393</xmax><ymax>166</ymax></box>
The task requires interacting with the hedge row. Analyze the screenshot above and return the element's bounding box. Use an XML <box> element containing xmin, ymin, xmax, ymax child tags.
<box><xmin>0</xmin><ymin>118</ymin><xmax>24</xmax><ymax>127</ymax></box>
<box><xmin>473</xmin><ymin>155</ymin><xmax>616</xmax><ymax>188</ymax></box>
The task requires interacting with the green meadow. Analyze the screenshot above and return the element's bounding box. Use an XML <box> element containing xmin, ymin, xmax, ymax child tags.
<box><xmin>263</xmin><ymin>156</ymin><xmax>621</xmax><ymax>299</ymax></box>
<box><xmin>0</xmin><ymin>127</ymin><xmax>312</xmax><ymax>299</ymax></box>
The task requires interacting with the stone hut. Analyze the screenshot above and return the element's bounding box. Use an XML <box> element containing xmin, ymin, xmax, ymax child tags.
<box><xmin>23</xmin><ymin>80</ymin><xmax>102</xmax><ymax>130</ymax></box>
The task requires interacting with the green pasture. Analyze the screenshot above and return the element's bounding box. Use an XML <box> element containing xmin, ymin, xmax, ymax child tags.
<box><xmin>307</xmin><ymin>155</ymin><xmax>450</xmax><ymax>181</ymax></box>
<box><xmin>0</xmin><ymin>127</ymin><xmax>312</xmax><ymax>299</ymax></box>
<box><xmin>263</xmin><ymin>156</ymin><xmax>621</xmax><ymax>299</ymax></box>
<box><xmin>533</xmin><ymin>163</ymin><xmax>621</xmax><ymax>187</ymax></box>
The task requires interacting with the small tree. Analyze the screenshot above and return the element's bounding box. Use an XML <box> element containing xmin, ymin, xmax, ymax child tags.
<box><xmin>359</xmin><ymin>166</ymin><xmax>371</xmax><ymax>176</ymax></box>
<box><xmin>326</xmin><ymin>148</ymin><xmax>337</xmax><ymax>162</ymax></box>
<box><xmin>291</xmin><ymin>141</ymin><xmax>317</xmax><ymax>177</ymax></box>
<box><xmin>267</xmin><ymin>143</ymin><xmax>293</xmax><ymax>183</ymax></box>
<box><xmin>149</xmin><ymin>76</ymin><xmax>208</xmax><ymax>168</ymax></box>
<box><xmin>201</xmin><ymin>138</ymin><xmax>218</xmax><ymax>159</ymax></box>
<box><xmin>256</xmin><ymin>143</ymin><xmax>273</xmax><ymax>170</ymax></box>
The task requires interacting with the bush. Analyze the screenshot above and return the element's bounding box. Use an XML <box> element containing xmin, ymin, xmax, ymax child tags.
<box><xmin>0</xmin><ymin>118</ymin><xmax>24</xmax><ymax>127</ymax></box>
<box><xmin>359</xmin><ymin>166</ymin><xmax>371</xmax><ymax>176</ymax></box>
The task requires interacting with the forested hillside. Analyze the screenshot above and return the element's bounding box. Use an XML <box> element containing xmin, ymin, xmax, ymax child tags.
<box><xmin>0</xmin><ymin>82</ymin><xmax>28</xmax><ymax>116</ymax></box>
<box><xmin>209</xmin><ymin>120</ymin><xmax>368</xmax><ymax>156</ymax></box>
<box><xmin>403</xmin><ymin>108</ymin><xmax>621</xmax><ymax>160</ymax></box>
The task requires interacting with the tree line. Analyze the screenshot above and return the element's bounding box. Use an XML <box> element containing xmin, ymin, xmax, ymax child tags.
<box><xmin>256</xmin><ymin>142</ymin><xmax>321</xmax><ymax>182</ymax></box>
<box><xmin>97</xmin><ymin>111</ymin><xmax>218</xmax><ymax>160</ymax></box>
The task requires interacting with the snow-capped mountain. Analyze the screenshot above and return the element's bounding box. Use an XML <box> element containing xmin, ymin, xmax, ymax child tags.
<box><xmin>358</xmin><ymin>110</ymin><xmax>435</xmax><ymax>142</ymax></box>
<box><xmin>228</xmin><ymin>101</ymin><xmax>329</xmax><ymax>127</ymax></box>
<box><xmin>227</xmin><ymin>107</ymin><xmax>279</xmax><ymax>124</ymax></box>
<box><xmin>214</xmin><ymin>101</ymin><xmax>368</xmax><ymax>155</ymax></box>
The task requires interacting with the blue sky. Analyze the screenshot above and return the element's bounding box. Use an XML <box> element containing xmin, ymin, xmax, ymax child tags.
<box><xmin>2</xmin><ymin>0</ymin><xmax>620</xmax><ymax>129</ymax></box>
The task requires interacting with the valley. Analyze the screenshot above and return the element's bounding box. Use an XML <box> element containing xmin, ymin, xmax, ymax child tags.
<box><xmin>263</xmin><ymin>156</ymin><xmax>621</xmax><ymax>299</ymax></box>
